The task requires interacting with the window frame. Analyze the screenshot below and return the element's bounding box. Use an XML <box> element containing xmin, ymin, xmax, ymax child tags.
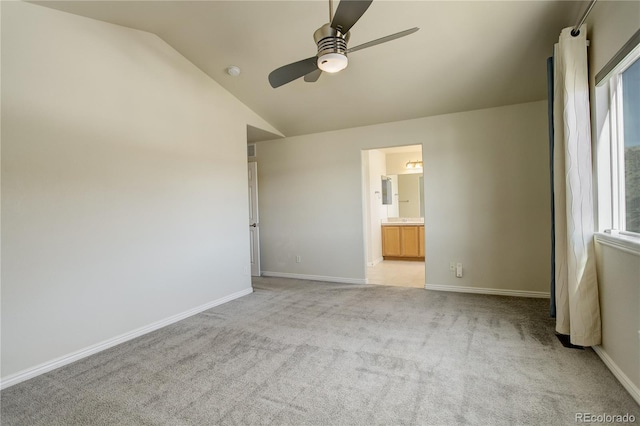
<box><xmin>594</xmin><ymin>30</ymin><xmax>640</xmax><ymax>241</ymax></box>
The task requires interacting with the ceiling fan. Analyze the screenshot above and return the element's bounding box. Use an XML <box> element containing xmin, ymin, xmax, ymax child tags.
<box><xmin>268</xmin><ymin>0</ymin><xmax>419</xmax><ymax>88</ymax></box>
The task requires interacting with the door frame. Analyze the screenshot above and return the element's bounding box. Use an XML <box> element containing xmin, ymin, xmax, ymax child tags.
<box><xmin>361</xmin><ymin>145</ymin><xmax>426</xmax><ymax>288</ymax></box>
<box><xmin>248</xmin><ymin>161</ymin><xmax>261</xmax><ymax>276</ymax></box>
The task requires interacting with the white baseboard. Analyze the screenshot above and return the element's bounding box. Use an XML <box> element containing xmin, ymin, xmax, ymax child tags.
<box><xmin>366</xmin><ymin>257</ymin><xmax>384</xmax><ymax>267</ymax></box>
<box><xmin>0</xmin><ymin>287</ymin><xmax>253</xmax><ymax>390</ymax></box>
<box><xmin>592</xmin><ymin>345</ymin><xmax>640</xmax><ymax>405</ymax></box>
<box><xmin>424</xmin><ymin>283</ymin><xmax>550</xmax><ymax>298</ymax></box>
<box><xmin>261</xmin><ymin>271</ymin><xmax>367</xmax><ymax>285</ymax></box>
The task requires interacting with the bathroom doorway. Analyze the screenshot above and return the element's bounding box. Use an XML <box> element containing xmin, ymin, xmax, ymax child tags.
<box><xmin>361</xmin><ymin>145</ymin><xmax>425</xmax><ymax>288</ymax></box>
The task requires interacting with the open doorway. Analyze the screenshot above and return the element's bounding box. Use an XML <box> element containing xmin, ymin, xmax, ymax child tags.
<box><xmin>362</xmin><ymin>145</ymin><xmax>425</xmax><ymax>288</ymax></box>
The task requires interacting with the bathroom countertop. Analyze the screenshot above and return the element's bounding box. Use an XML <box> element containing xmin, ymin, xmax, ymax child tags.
<box><xmin>381</xmin><ymin>221</ymin><xmax>424</xmax><ymax>226</ymax></box>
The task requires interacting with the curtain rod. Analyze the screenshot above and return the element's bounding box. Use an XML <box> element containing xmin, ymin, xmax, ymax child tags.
<box><xmin>571</xmin><ymin>0</ymin><xmax>598</xmax><ymax>36</ymax></box>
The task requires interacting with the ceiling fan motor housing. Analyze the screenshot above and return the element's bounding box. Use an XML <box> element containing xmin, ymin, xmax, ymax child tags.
<box><xmin>314</xmin><ymin>23</ymin><xmax>349</xmax><ymax>72</ymax></box>
<box><xmin>268</xmin><ymin>0</ymin><xmax>418</xmax><ymax>88</ymax></box>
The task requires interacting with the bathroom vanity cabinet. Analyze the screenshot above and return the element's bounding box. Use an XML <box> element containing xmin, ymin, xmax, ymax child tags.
<box><xmin>381</xmin><ymin>224</ymin><xmax>425</xmax><ymax>260</ymax></box>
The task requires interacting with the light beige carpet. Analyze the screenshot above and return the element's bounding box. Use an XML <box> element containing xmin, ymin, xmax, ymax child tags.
<box><xmin>2</xmin><ymin>276</ymin><xmax>638</xmax><ymax>425</ymax></box>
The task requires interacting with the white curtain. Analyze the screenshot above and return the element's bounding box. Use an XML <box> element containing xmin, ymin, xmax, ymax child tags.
<box><xmin>553</xmin><ymin>25</ymin><xmax>601</xmax><ymax>347</ymax></box>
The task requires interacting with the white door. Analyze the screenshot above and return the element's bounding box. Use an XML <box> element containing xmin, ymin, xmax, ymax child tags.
<box><xmin>248</xmin><ymin>162</ymin><xmax>261</xmax><ymax>276</ymax></box>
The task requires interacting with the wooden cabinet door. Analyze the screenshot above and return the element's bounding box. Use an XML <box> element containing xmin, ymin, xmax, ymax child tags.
<box><xmin>401</xmin><ymin>226</ymin><xmax>420</xmax><ymax>257</ymax></box>
<box><xmin>382</xmin><ymin>226</ymin><xmax>402</xmax><ymax>257</ymax></box>
<box><xmin>418</xmin><ymin>226</ymin><xmax>425</xmax><ymax>257</ymax></box>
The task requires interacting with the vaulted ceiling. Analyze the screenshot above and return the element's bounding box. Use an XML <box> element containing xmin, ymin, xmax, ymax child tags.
<box><xmin>34</xmin><ymin>1</ymin><xmax>587</xmax><ymax>139</ymax></box>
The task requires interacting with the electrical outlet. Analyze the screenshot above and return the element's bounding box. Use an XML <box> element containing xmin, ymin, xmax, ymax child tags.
<box><xmin>296</xmin><ymin>255</ymin><xmax>301</xmax><ymax>263</ymax></box>
<box><xmin>450</xmin><ymin>262</ymin><xmax>455</xmax><ymax>271</ymax></box>
<box><xmin>456</xmin><ymin>263</ymin><xmax>463</xmax><ymax>278</ymax></box>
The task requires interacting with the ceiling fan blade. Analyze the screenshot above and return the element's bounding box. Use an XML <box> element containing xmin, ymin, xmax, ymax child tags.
<box><xmin>330</xmin><ymin>0</ymin><xmax>373</xmax><ymax>34</ymax></box>
<box><xmin>304</xmin><ymin>69</ymin><xmax>323</xmax><ymax>83</ymax></box>
<box><xmin>346</xmin><ymin>27</ymin><xmax>419</xmax><ymax>54</ymax></box>
<box><xmin>268</xmin><ymin>57</ymin><xmax>319</xmax><ymax>88</ymax></box>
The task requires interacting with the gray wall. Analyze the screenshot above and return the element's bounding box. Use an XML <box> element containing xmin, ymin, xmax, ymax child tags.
<box><xmin>1</xmin><ymin>2</ymin><xmax>279</xmax><ymax>380</ymax></box>
<box><xmin>256</xmin><ymin>101</ymin><xmax>551</xmax><ymax>295</ymax></box>
<box><xmin>595</xmin><ymin>242</ymin><xmax>640</xmax><ymax>398</ymax></box>
<box><xmin>587</xmin><ymin>0</ymin><xmax>640</xmax><ymax>402</ymax></box>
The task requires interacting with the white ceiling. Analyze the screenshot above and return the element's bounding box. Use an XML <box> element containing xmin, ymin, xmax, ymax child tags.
<box><xmin>33</xmin><ymin>0</ymin><xmax>586</xmax><ymax>140</ymax></box>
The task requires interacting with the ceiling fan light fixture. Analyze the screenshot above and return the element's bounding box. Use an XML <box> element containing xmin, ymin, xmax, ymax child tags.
<box><xmin>317</xmin><ymin>53</ymin><xmax>348</xmax><ymax>73</ymax></box>
<box><xmin>268</xmin><ymin>0</ymin><xmax>418</xmax><ymax>88</ymax></box>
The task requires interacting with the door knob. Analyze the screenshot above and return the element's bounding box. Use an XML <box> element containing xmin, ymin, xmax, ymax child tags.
<box><xmin>250</xmin><ymin>223</ymin><xmax>257</xmax><ymax>228</ymax></box>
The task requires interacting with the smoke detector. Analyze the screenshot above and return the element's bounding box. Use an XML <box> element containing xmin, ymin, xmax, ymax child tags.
<box><xmin>226</xmin><ymin>66</ymin><xmax>241</xmax><ymax>77</ymax></box>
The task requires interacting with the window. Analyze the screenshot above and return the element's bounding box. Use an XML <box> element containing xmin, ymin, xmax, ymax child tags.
<box><xmin>621</xmin><ymin>59</ymin><xmax>640</xmax><ymax>233</ymax></box>
<box><xmin>595</xmin><ymin>30</ymin><xmax>640</xmax><ymax>237</ymax></box>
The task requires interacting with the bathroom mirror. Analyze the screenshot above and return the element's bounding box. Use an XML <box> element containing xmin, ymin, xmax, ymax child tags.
<box><xmin>383</xmin><ymin>173</ymin><xmax>424</xmax><ymax>218</ymax></box>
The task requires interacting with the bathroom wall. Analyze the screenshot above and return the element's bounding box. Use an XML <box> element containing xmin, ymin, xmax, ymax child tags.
<box><xmin>363</xmin><ymin>150</ymin><xmax>388</xmax><ymax>266</ymax></box>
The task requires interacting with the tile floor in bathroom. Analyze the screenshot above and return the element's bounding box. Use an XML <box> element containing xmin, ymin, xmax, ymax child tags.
<box><xmin>366</xmin><ymin>260</ymin><xmax>425</xmax><ymax>289</ymax></box>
